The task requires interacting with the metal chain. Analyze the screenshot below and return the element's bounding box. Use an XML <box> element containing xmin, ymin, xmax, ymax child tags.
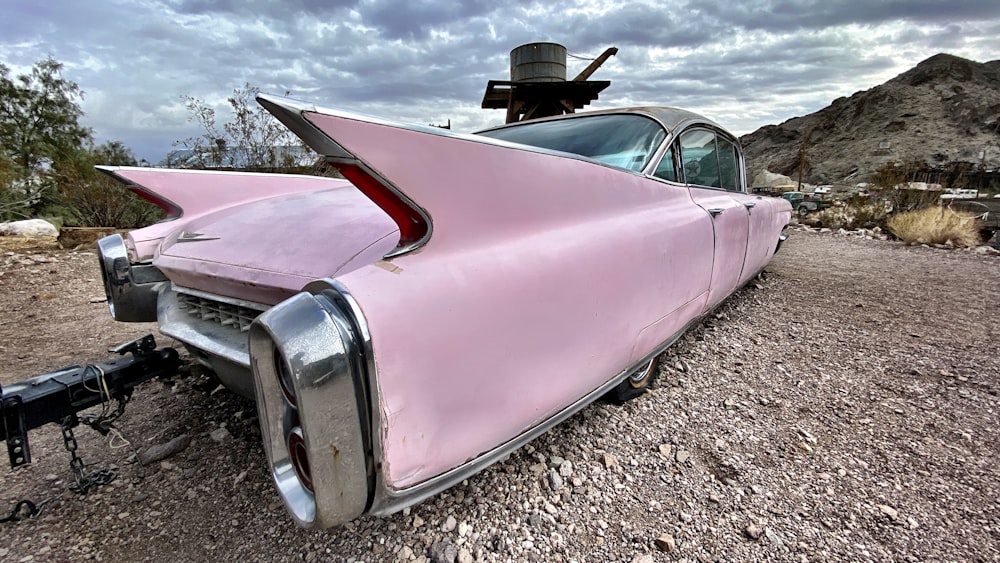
<box><xmin>0</xmin><ymin>500</ymin><xmax>38</xmax><ymax>523</ymax></box>
<box><xmin>60</xmin><ymin>417</ymin><xmax>117</xmax><ymax>494</ymax></box>
<box><xmin>3</xmin><ymin>373</ymin><xmax>136</xmax><ymax>524</ymax></box>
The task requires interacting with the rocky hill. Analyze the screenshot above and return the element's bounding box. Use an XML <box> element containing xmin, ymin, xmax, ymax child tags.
<box><xmin>740</xmin><ymin>53</ymin><xmax>1000</xmax><ymax>187</ymax></box>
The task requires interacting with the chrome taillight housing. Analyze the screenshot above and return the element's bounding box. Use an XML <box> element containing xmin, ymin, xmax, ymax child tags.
<box><xmin>248</xmin><ymin>279</ymin><xmax>372</xmax><ymax>528</ymax></box>
<box><xmin>96</xmin><ymin>234</ymin><xmax>165</xmax><ymax>322</ymax></box>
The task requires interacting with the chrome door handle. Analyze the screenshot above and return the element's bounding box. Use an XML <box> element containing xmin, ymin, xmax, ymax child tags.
<box><xmin>744</xmin><ymin>202</ymin><xmax>756</xmax><ymax>209</ymax></box>
<box><xmin>708</xmin><ymin>208</ymin><xmax>725</xmax><ymax>217</ymax></box>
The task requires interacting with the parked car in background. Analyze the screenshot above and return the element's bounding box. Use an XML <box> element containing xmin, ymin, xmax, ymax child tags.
<box><xmin>781</xmin><ymin>191</ymin><xmax>831</xmax><ymax>216</ymax></box>
<box><xmin>949</xmin><ymin>198</ymin><xmax>1000</xmax><ymax>245</ymax></box>
<box><xmin>96</xmin><ymin>96</ymin><xmax>791</xmax><ymax>528</ymax></box>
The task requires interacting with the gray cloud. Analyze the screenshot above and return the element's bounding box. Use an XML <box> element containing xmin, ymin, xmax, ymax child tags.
<box><xmin>1</xmin><ymin>0</ymin><xmax>997</xmax><ymax>161</ymax></box>
<box><xmin>702</xmin><ymin>0</ymin><xmax>1000</xmax><ymax>31</ymax></box>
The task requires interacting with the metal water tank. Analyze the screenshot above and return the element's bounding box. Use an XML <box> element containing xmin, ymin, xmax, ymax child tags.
<box><xmin>510</xmin><ymin>42</ymin><xmax>567</xmax><ymax>82</ymax></box>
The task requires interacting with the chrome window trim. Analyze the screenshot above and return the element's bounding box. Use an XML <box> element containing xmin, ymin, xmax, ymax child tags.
<box><xmin>668</xmin><ymin>125</ymin><xmax>748</xmax><ymax>194</ymax></box>
<box><xmin>476</xmin><ymin>113</ymin><xmax>668</xmax><ymax>173</ymax></box>
<box><xmin>258</xmin><ymin>95</ymin><xmax>677</xmax><ymax>187</ymax></box>
<box><xmin>259</xmin><ymin>94</ymin><xmax>743</xmax><ymax>190</ymax></box>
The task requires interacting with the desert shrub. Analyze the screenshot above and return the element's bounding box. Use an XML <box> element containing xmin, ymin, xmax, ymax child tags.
<box><xmin>51</xmin><ymin>142</ymin><xmax>164</xmax><ymax>228</ymax></box>
<box><xmin>810</xmin><ymin>202</ymin><xmax>889</xmax><ymax>230</ymax></box>
<box><xmin>886</xmin><ymin>207</ymin><xmax>980</xmax><ymax>247</ymax></box>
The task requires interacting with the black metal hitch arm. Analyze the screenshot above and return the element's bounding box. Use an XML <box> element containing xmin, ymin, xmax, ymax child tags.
<box><xmin>0</xmin><ymin>335</ymin><xmax>180</xmax><ymax>469</ymax></box>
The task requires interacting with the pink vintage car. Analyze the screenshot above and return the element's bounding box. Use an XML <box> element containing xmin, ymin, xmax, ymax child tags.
<box><xmin>95</xmin><ymin>95</ymin><xmax>791</xmax><ymax>528</ymax></box>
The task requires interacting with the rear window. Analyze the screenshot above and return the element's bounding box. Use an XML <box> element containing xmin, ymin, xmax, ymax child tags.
<box><xmin>477</xmin><ymin>115</ymin><xmax>666</xmax><ymax>173</ymax></box>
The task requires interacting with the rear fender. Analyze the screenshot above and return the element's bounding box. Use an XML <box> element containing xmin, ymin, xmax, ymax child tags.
<box><xmin>97</xmin><ymin>167</ymin><xmax>350</xmax><ymax>260</ymax></box>
<box><xmin>258</xmin><ymin>94</ymin><xmax>714</xmax><ymax>493</ymax></box>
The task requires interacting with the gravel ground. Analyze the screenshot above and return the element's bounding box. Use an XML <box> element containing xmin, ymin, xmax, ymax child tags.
<box><xmin>1</xmin><ymin>229</ymin><xmax>999</xmax><ymax>562</ymax></box>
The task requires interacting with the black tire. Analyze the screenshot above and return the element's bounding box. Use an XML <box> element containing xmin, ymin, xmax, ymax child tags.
<box><xmin>798</xmin><ymin>205</ymin><xmax>810</xmax><ymax>217</ymax></box>
<box><xmin>604</xmin><ymin>356</ymin><xmax>660</xmax><ymax>404</ymax></box>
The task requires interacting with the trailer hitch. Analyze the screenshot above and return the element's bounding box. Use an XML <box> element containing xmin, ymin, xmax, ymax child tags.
<box><xmin>0</xmin><ymin>334</ymin><xmax>180</xmax><ymax>469</ymax></box>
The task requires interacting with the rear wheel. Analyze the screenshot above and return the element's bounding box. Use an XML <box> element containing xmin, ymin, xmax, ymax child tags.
<box><xmin>605</xmin><ymin>356</ymin><xmax>660</xmax><ymax>404</ymax></box>
<box><xmin>978</xmin><ymin>228</ymin><xmax>996</xmax><ymax>246</ymax></box>
<box><xmin>798</xmin><ymin>205</ymin><xmax>810</xmax><ymax>217</ymax></box>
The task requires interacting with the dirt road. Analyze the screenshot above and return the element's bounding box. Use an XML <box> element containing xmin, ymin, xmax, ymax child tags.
<box><xmin>2</xmin><ymin>231</ymin><xmax>999</xmax><ymax>562</ymax></box>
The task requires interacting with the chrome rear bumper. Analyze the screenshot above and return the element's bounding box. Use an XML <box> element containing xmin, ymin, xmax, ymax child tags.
<box><xmin>96</xmin><ymin>234</ymin><xmax>166</xmax><ymax>322</ymax></box>
<box><xmin>248</xmin><ymin>280</ymin><xmax>372</xmax><ymax>528</ymax></box>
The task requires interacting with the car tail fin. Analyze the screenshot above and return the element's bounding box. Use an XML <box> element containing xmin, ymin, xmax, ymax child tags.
<box><xmin>257</xmin><ymin>94</ymin><xmax>650</xmax><ymax>260</ymax></box>
<box><xmin>257</xmin><ymin>95</ymin><xmax>433</xmax><ymax>258</ymax></box>
<box><xmin>96</xmin><ymin>167</ymin><xmax>350</xmax><ymax>220</ymax></box>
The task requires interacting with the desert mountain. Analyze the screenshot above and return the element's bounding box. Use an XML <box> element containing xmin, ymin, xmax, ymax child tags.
<box><xmin>740</xmin><ymin>53</ymin><xmax>1000</xmax><ymax>187</ymax></box>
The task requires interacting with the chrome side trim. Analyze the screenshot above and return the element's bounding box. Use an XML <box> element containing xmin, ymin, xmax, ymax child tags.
<box><xmin>295</xmin><ymin>279</ymin><xmax>717</xmax><ymax>518</ymax></box>
<box><xmin>255</xmin><ymin>96</ymin><xmax>354</xmax><ymax>160</ymax></box>
<box><xmin>260</xmin><ymin>279</ymin><xmax>748</xmax><ymax>521</ymax></box>
<box><xmin>96</xmin><ymin>234</ymin><xmax>165</xmax><ymax>322</ymax></box>
<box><xmin>248</xmin><ymin>288</ymin><xmax>370</xmax><ymax>528</ymax></box>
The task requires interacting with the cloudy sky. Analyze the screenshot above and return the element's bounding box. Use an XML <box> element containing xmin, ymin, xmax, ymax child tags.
<box><xmin>3</xmin><ymin>0</ymin><xmax>998</xmax><ymax>163</ymax></box>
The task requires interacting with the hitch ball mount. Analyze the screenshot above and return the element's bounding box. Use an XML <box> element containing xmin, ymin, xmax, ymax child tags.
<box><xmin>0</xmin><ymin>335</ymin><xmax>180</xmax><ymax>469</ymax></box>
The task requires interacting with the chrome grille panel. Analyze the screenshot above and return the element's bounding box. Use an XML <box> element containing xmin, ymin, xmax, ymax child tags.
<box><xmin>177</xmin><ymin>292</ymin><xmax>264</xmax><ymax>333</ymax></box>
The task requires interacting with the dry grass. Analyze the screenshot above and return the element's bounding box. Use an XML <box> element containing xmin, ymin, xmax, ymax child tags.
<box><xmin>0</xmin><ymin>234</ymin><xmax>60</xmax><ymax>252</ymax></box>
<box><xmin>887</xmin><ymin>206</ymin><xmax>981</xmax><ymax>247</ymax></box>
<box><xmin>810</xmin><ymin>203</ymin><xmax>889</xmax><ymax>230</ymax></box>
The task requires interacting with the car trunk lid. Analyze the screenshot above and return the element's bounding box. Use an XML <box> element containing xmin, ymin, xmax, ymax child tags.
<box><xmin>154</xmin><ymin>186</ymin><xmax>398</xmax><ymax>304</ymax></box>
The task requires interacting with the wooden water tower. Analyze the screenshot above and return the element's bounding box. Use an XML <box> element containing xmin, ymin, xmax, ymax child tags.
<box><xmin>481</xmin><ymin>42</ymin><xmax>617</xmax><ymax>123</ymax></box>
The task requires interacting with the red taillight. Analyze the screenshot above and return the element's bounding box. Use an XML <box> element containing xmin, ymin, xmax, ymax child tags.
<box><xmin>274</xmin><ymin>350</ymin><xmax>297</xmax><ymax>407</ymax></box>
<box><xmin>338</xmin><ymin>164</ymin><xmax>428</xmax><ymax>250</ymax></box>
<box><xmin>128</xmin><ymin>186</ymin><xmax>182</xmax><ymax>219</ymax></box>
<box><xmin>288</xmin><ymin>429</ymin><xmax>314</xmax><ymax>493</ymax></box>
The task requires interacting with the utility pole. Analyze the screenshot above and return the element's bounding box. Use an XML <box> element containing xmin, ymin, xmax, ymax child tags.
<box><xmin>797</xmin><ymin>128</ymin><xmax>812</xmax><ymax>191</ymax></box>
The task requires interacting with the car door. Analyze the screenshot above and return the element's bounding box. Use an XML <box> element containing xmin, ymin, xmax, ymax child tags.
<box><xmin>675</xmin><ymin>128</ymin><xmax>750</xmax><ymax>310</ymax></box>
<box><xmin>710</xmin><ymin>133</ymin><xmax>775</xmax><ymax>286</ymax></box>
<box><xmin>731</xmin><ymin>190</ymin><xmax>774</xmax><ymax>286</ymax></box>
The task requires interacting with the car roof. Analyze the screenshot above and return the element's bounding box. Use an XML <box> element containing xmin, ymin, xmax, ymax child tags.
<box><xmin>476</xmin><ymin>106</ymin><xmax>727</xmax><ymax>137</ymax></box>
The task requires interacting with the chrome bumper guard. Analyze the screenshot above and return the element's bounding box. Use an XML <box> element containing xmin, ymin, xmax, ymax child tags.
<box><xmin>96</xmin><ymin>234</ymin><xmax>166</xmax><ymax>322</ymax></box>
<box><xmin>248</xmin><ymin>282</ymin><xmax>371</xmax><ymax>528</ymax></box>
<box><xmin>775</xmin><ymin>229</ymin><xmax>789</xmax><ymax>254</ymax></box>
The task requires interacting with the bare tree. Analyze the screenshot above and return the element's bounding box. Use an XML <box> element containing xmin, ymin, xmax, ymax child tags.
<box><xmin>176</xmin><ymin>84</ymin><xmax>314</xmax><ymax>171</ymax></box>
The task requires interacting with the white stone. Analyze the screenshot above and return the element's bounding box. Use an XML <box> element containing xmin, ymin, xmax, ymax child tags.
<box><xmin>0</xmin><ymin>219</ymin><xmax>58</xmax><ymax>237</ymax></box>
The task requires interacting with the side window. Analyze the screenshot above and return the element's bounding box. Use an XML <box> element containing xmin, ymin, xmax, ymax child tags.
<box><xmin>679</xmin><ymin>129</ymin><xmax>719</xmax><ymax>188</ymax></box>
<box><xmin>717</xmin><ymin>136</ymin><xmax>739</xmax><ymax>191</ymax></box>
<box><xmin>653</xmin><ymin>145</ymin><xmax>677</xmax><ymax>182</ymax></box>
